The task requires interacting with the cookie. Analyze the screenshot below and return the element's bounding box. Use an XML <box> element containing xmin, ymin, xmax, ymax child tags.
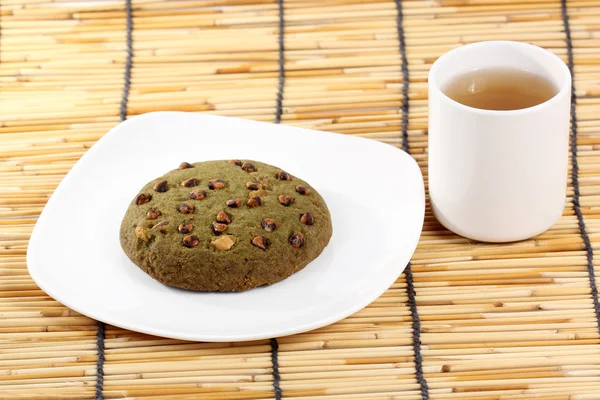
<box><xmin>119</xmin><ymin>160</ymin><xmax>333</xmax><ymax>292</ymax></box>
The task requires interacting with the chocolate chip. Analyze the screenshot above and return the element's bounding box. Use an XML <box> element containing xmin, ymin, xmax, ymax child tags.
<box><xmin>278</xmin><ymin>195</ymin><xmax>294</xmax><ymax>206</ymax></box>
<box><xmin>300</xmin><ymin>212</ymin><xmax>314</xmax><ymax>225</ymax></box>
<box><xmin>246</xmin><ymin>182</ymin><xmax>262</xmax><ymax>190</ymax></box>
<box><xmin>261</xmin><ymin>218</ymin><xmax>277</xmax><ymax>232</ymax></box>
<box><xmin>251</xmin><ymin>236</ymin><xmax>270</xmax><ymax>250</ymax></box>
<box><xmin>296</xmin><ymin>185</ymin><xmax>310</xmax><ymax>195</ymax></box>
<box><xmin>212</xmin><ymin>222</ymin><xmax>228</xmax><ymax>235</ymax></box>
<box><xmin>277</xmin><ymin>171</ymin><xmax>292</xmax><ymax>181</ymax></box>
<box><xmin>189</xmin><ymin>189</ymin><xmax>207</xmax><ymax>200</ymax></box>
<box><xmin>216</xmin><ymin>210</ymin><xmax>232</xmax><ymax>224</ymax></box>
<box><xmin>228</xmin><ymin>160</ymin><xmax>243</xmax><ymax>166</ymax></box>
<box><xmin>146</xmin><ymin>209</ymin><xmax>162</xmax><ymax>220</ymax></box>
<box><xmin>241</xmin><ymin>162</ymin><xmax>256</xmax><ymax>172</ymax></box>
<box><xmin>226</xmin><ymin>198</ymin><xmax>241</xmax><ymax>208</ymax></box>
<box><xmin>247</xmin><ymin>196</ymin><xmax>262</xmax><ymax>207</ymax></box>
<box><xmin>289</xmin><ymin>233</ymin><xmax>305</xmax><ymax>248</ymax></box>
<box><xmin>182</xmin><ymin>178</ymin><xmax>199</xmax><ymax>188</ymax></box>
<box><xmin>178</xmin><ymin>201</ymin><xmax>195</xmax><ymax>214</ymax></box>
<box><xmin>179</xmin><ymin>162</ymin><xmax>193</xmax><ymax>170</ymax></box>
<box><xmin>182</xmin><ymin>235</ymin><xmax>199</xmax><ymax>248</ymax></box>
<box><xmin>178</xmin><ymin>221</ymin><xmax>193</xmax><ymax>234</ymax></box>
<box><xmin>208</xmin><ymin>179</ymin><xmax>225</xmax><ymax>190</ymax></box>
<box><xmin>152</xmin><ymin>220</ymin><xmax>169</xmax><ymax>233</ymax></box>
<box><xmin>153</xmin><ymin>180</ymin><xmax>168</xmax><ymax>193</ymax></box>
<box><xmin>135</xmin><ymin>193</ymin><xmax>152</xmax><ymax>205</ymax></box>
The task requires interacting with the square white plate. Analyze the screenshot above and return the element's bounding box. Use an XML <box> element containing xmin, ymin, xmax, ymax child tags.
<box><xmin>27</xmin><ymin>112</ymin><xmax>425</xmax><ymax>342</ymax></box>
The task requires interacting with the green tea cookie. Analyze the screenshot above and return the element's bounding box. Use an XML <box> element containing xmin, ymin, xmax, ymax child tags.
<box><xmin>119</xmin><ymin>160</ymin><xmax>333</xmax><ymax>292</ymax></box>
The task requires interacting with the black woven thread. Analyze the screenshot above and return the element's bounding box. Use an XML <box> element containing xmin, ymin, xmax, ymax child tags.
<box><xmin>394</xmin><ymin>1</ymin><xmax>429</xmax><ymax>399</ymax></box>
<box><xmin>274</xmin><ymin>0</ymin><xmax>285</xmax><ymax>124</ymax></box>
<box><xmin>405</xmin><ymin>265</ymin><xmax>429</xmax><ymax>399</ymax></box>
<box><xmin>96</xmin><ymin>1</ymin><xmax>134</xmax><ymax>398</ymax></box>
<box><xmin>270</xmin><ymin>338</ymin><xmax>283</xmax><ymax>399</ymax></box>
<box><xmin>119</xmin><ymin>0</ymin><xmax>134</xmax><ymax>122</ymax></box>
<box><xmin>561</xmin><ymin>0</ymin><xmax>600</xmax><ymax>333</ymax></box>
<box><xmin>395</xmin><ymin>0</ymin><xmax>410</xmax><ymax>153</ymax></box>
<box><xmin>269</xmin><ymin>2</ymin><xmax>284</xmax><ymax>399</ymax></box>
<box><xmin>95</xmin><ymin>320</ymin><xmax>106</xmax><ymax>400</ymax></box>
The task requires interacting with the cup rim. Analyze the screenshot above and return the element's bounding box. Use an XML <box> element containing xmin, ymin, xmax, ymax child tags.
<box><xmin>428</xmin><ymin>41</ymin><xmax>572</xmax><ymax>116</ymax></box>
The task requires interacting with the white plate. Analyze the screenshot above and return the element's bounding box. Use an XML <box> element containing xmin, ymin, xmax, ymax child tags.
<box><xmin>27</xmin><ymin>112</ymin><xmax>425</xmax><ymax>342</ymax></box>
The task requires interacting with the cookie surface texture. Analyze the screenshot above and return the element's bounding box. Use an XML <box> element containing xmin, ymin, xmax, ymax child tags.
<box><xmin>120</xmin><ymin>160</ymin><xmax>333</xmax><ymax>292</ymax></box>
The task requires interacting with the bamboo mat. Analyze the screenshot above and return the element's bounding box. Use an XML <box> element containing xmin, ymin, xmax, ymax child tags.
<box><xmin>2</xmin><ymin>0</ymin><xmax>600</xmax><ymax>399</ymax></box>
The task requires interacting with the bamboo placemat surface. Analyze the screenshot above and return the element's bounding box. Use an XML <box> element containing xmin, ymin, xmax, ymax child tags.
<box><xmin>2</xmin><ymin>0</ymin><xmax>600</xmax><ymax>399</ymax></box>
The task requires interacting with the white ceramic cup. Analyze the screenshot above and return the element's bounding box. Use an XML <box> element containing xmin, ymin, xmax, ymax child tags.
<box><xmin>428</xmin><ymin>41</ymin><xmax>571</xmax><ymax>242</ymax></box>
